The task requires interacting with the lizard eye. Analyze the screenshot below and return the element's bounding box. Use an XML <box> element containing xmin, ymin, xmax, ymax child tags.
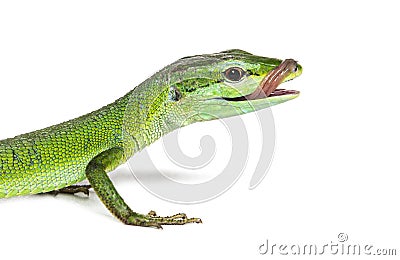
<box><xmin>224</xmin><ymin>67</ymin><xmax>245</xmax><ymax>82</ymax></box>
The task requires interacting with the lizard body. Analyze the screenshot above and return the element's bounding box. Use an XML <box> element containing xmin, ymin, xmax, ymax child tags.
<box><xmin>0</xmin><ymin>50</ymin><xmax>302</xmax><ymax>227</ymax></box>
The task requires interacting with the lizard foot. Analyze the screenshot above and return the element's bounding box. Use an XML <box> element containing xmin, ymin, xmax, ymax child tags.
<box><xmin>127</xmin><ymin>210</ymin><xmax>202</xmax><ymax>229</ymax></box>
<box><xmin>46</xmin><ymin>184</ymin><xmax>92</xmax><ymax>196</ymax></box>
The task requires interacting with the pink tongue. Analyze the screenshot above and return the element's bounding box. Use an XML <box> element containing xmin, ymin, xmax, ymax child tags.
<box><xmin>245</xmin><ymin>59</ymin><xmax>297</xmax><ymax>100</ymax></box>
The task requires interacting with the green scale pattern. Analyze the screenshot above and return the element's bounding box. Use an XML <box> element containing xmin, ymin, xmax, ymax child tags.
<box><xmin>0</xmin><ymin>95</ymin><xmax>129</xmax><ymax>197</ymax></box>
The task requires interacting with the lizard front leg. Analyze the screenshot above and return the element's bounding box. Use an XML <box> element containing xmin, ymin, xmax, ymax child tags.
<box><xmin>85</xmin><ymin>147</ymin><xmax>202</xmax><ymax>228</ymax></box>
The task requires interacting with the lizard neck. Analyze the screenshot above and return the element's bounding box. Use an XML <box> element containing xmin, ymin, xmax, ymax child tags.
<box><xmin>114</xmin><ymin>80</ymin><xmax>183</xmax><ymax>160</ymax></box>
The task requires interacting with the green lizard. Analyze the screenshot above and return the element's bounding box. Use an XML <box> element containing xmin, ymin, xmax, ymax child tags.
<box><xmin>0</xmin><ymin>50</ymin><xmax>302</xmax><ymax>228</ymax></box>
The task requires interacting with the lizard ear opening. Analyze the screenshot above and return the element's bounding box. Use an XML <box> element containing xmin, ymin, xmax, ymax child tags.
<box><xmin>168</xmin><ymin>85</ymin><xmax>182</xmax><ymax>102</ymax></box>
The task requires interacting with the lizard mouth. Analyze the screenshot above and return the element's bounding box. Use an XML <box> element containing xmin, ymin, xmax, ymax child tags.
<box><xmin>222</xmin><ymin>59</ymin><xmax>300</xmax><ymax>101</ymax></box>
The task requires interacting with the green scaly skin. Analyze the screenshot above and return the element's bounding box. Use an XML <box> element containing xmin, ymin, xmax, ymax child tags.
<box><xmin>0</xmin><ymin>50</ymin><xmax>302</xmax><ymax>228</ymax></box>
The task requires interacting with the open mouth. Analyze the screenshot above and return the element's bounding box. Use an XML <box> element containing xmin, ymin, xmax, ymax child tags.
<box><xmin>223</xmin><ymin>59</ymin><xmax>300</xmax><ymax>101</ymax></box>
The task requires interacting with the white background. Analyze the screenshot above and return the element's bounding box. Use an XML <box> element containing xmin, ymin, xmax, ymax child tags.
<box><xmin>0</xmin><ymin>0</ymin><xmax>399</xmax><ymax>259</ymax></box>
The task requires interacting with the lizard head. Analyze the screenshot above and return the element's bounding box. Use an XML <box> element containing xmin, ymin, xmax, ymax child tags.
<box><xmin>164</xmin><ymin>49</ymin><xmax>302</xmax><ymax>123</ymax></box>
<box><xmin>122</xmin><ymin>50</ymin><xmax>302</xmax><ymax>149</ymax></box>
